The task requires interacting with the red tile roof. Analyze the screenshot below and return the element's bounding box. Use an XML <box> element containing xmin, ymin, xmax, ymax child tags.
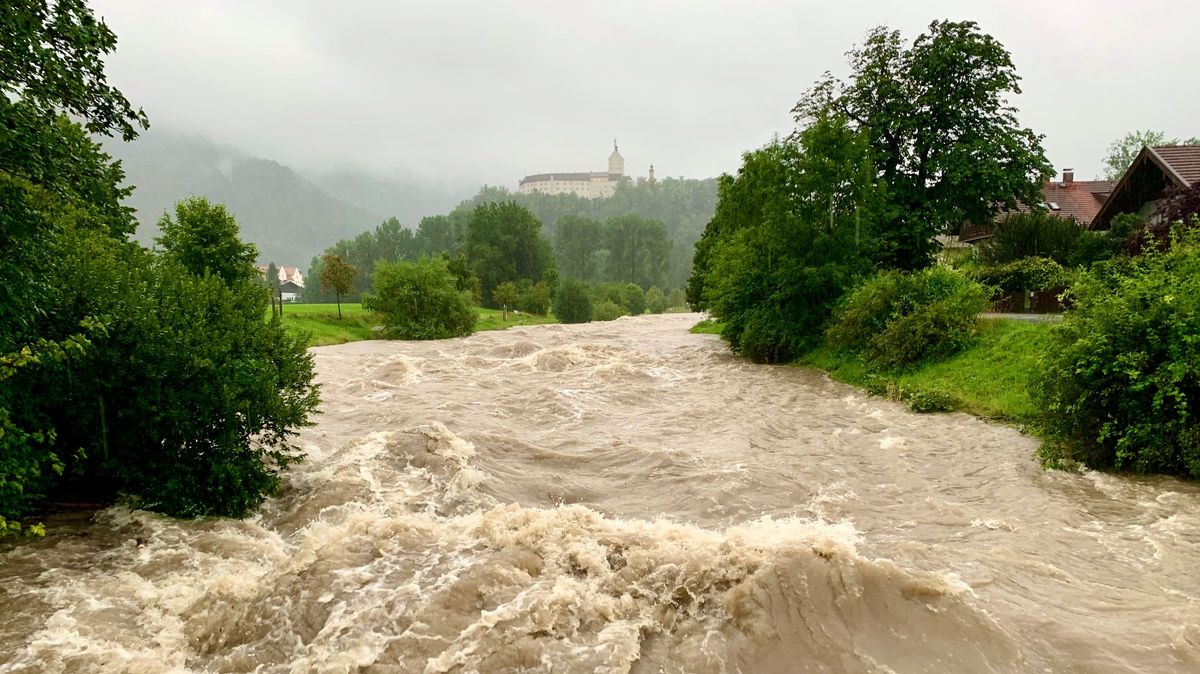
<box><xmin>959</xmin><ymin>177</ymin><xmax>1111</xmax><ymax>242</ymax></box>
<box><xmin>1150</xmin><ymin>145</ymin><xmax>1200</xmax><ymax>187</ymax></box>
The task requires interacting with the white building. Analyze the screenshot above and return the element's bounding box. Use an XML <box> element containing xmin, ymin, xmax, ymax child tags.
<box><xmin>518</xmin><ymin>141</ymin><xmax>628</xmax><ymax>199</ymax></box>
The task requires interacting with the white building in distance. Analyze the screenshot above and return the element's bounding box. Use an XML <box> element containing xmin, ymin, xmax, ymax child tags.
<box><xmin>520</xmin><ymin>141</ymin><xmax>651</xmax><ymax>199</ymax></box>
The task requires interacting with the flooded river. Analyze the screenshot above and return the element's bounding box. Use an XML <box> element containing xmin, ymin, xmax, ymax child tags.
<box><xmin>2</xmin><ymin>313</ymin><xmax>1198</xmax><ymax>673</ymax></box>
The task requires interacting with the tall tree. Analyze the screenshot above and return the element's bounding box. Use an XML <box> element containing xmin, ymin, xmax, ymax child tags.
<box><xmin>605</xmin><ymin>215</ymin><xmax>670</xmax><ymax>289</ymax></box>
<box><xmin>794</xmin><ymin>20</ymin><xmax>1052</xmax><ymax>269</ymax></box>
<box><xmin>554</xmin><ymin>215</ymin><xmax>605</xmax><ymax>283</ymax></box>
<box><xmin>156</xmin><ymin>197</ymin><xmax>259</xmax><ymax>286</ymax></box>
<box><xmin>465</xmin><ymin>202</ymin><xmax>556</xmax><ymax>306</ymax></box>
<box><xmin>319</xmin><ymin>253</ymin><xmax>358</xmax><ymax>319</ymax></box>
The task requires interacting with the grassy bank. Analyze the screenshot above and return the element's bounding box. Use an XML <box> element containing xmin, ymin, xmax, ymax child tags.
<box><xmin>269</xmin><ymin>303</ymin><xmax>559</xmax><ymax>347</ymax></box>
<box><xmin>692</xmin><ymin>316</ymin><xmax>1055</xmax><ymax>424</ymax></box>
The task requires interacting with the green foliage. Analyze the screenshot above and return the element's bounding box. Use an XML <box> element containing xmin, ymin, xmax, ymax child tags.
<box><xmin>969</xmin><ymin>257</ymin><xmax>1069</xmax><ymax>294</ymax></box>
<box><xmin>794</xmin><ymin>20</ymin><xmax>1051</xmax><ymax>269</ymax></box>
<box><xmin>319</xmin><ymin>253</ymin><xmax>358</xmax><ymax>318</ymax></box>
<box><xmin>827</xmin><ymin>267</ymin><xmax>989</xmax><ymax>370</ymax></box>
<box><xmin>689</xmin><ymin>319</ymin><xmax>723</xmax><ymax>335</ymax></box>
<box><xmin>554</xmin><ymin>215</ymin><xmax>606</xmax><ymax>283</ymax></box>
<box><xmin>553</xmin><ymin>279</ymin><xmax>593</xmax><ymax>324</ymax></box>
<box><xmin>904</xmin><ymin>388</ymin><xmax>958</xmax><ymax>413</ymax></box>
<box><xmin>363</xmin><ymin>257</ymin><xmax>476</xmax><ymax>340</ymax></box>
<box><xmin>156</xmin><ymin>197</ymin><xmax>259</xmax><ymax>286</ymax></box>
<box><xmin>1033</xmin><ymin>230</ymin><xmax>1200</xmax><ymax>477</ymax></box>
<box><xmin>646</xmin><ymin>286</ymin><xmax>667</xmax><ymax>314</ymax></box>
<box><xmin>604</xmin><ymin>215</ymin><xmax>671</xmax><ymax>289</ymax></box>
<box><xmin>691</xmin><ymin>121</ymin><xmax>880</xmax><ymax>362</ymax></box>
<box><xmin>516</xmin><ymin>280</ymin><xmax>552</xmax><ymax>315</ymax></box>
<box><xmin>592</xmin><ymin>300</ymin><xmax>625</xmax><ymax>322</ymax></box>
<box><xmin>666</xmin><ymin>287</ymin><xmax>686</xmax><ymax>309</ymax></box>
<box><xmin>978</xmin><ymin>212</ymin><xmax>1083</xmax><ymax>266</ymax></box>
<box><xmin>492</xmin><ymin>281</ymin><xmax>521</xmax><ymax>310</ymax></box>
<box><xmin>620</xmin><ymin>283</ymin><xmax>646</xmax><ymax>316</ymax></box>
<box><xmin>466</xmin><ymin>202</ymin><xmax>557</xmax><ymax>307</ymax></box>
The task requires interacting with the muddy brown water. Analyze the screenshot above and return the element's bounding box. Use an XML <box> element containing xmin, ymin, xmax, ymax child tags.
<box><xmin>1</xmin><ymin>313</ymin><xmax>1198</xmax><ymax>673</ymax></box>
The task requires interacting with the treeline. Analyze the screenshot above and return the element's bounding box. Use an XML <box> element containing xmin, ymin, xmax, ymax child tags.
<box><xmin>1</xmin><ymin>2</ymin><xmax>318</xmax><ymax>536</ymax></box>
<box><xmin>692</xmin><ymin>19</ymin><xmax>1200</xmax><ymax>481</ymax></box>
<box><xmin>304</xmin><ymin>178</ymin><xmax>715</xmax><ymax>302</ymax></box>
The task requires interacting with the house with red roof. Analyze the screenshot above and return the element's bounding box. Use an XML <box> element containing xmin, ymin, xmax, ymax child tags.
<box><xmin>1089</xmin><ymin>145</ymin><xmax>1200</xmax><ymax>231</ymax></box>
<box><xmin>959</xmin><ymin>169</ymin><xmax>1114</xmax><ymax>243</ymax></box>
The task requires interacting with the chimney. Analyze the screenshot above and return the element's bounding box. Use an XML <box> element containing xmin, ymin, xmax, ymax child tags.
<box><xmin>1062</xmin><ymin>168</ymin><xmax>1074</xmax><ymax>184</ymax></box>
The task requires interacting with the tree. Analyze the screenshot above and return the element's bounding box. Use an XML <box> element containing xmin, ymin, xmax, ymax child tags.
<box><xmin>156</xmin><ymin>197</ymin><xmax>259</xmax><ymax>286</ymax></box>
<box><xmin>605</xmin><ymin>215</ymin><xmax>671</xmax><ymax>289</ymax></box>
<box><xmin>554</xmin><ymin>215</ymin><xmax>605</xmax><ymax>283</ymax></box>
<box><xmin>1</xmin><ymin>0</ymin><xmax>148</xmax><ymax>140</ymax></box>
<box><xmin>1102</xmin><ymin>131</ymin><xmax>1200</xmax><ymax>180</ymax></box>
<box><xmin>646</xmin><ymin>286</ymin><xmax>667</xmax><ymax>314</ymax></box>
<box><xmin>319</xmin><ymin>253</ymin><xmax>358</xmax><ymax>319</ymax></box>
<box><xmin>493</xmin><ymin>281</ymin><xmax>521</xmax><ymax>311</ymax></box>
<box><xmin>465</xmin><ymin>202</ymin><xmax>557</xmax><ymax>306</ymax></box>
<box><xmin>553</xmin><ymin>279</ymin><xmax>593</xmax><ymax>323</ymax></box>
<box><xmin>794</xmin><ymin>20</ymin><xmax>1052</xmax><ymax>269</ymax></box>
<box><xmin>362</xmin><ymin>257</ymin><xmax>476</xmax><ymax>340</ymax></box>
<box><xmin>620</xmin><ymin>283</ymin><xmax>646</xmax><ymax>316</ymax></box>
<box><xmin>517</xmin><ymin>281</ymin><xmax>553</xmax><ymax>315</ymax></box>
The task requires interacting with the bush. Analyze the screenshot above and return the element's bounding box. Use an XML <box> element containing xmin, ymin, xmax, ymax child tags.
<box><xmin>553</xmin><ymin>279</ymin><xmax>592</xmax><ymax>323</ymax></box>
<box><xmin>516</xmin><ymin>280</ymin><xmax>552</xmax><ymax>315</ymax></box>
<box><xmin>905</xmin><ymin>388</ymin><xmax>957</xmax><ymax>413</ymax></box>
<box><xmin>827</xmin><ymin>267</ymin><xmax>989</xmax><ymax>370</ymax></box>
<box><xmin>620</xmin><ymin>283</ymin><xmax>646</xmax><ymax>315</ymax></box>
<box><xmin>1033</xmin><ymin>229</ymin><xmax>1200</xmax><ymax>478</ymax></box>
<box><xmin>593</xmin><ymin>299</ymin><xmax>625</xmax><ymax>321</ymax></box>
<box><xmin>646</xmin><ymin>286</ymin><xmax>668</xmax><ymax>314</ymax></box>
<box><xmin>979</xmin><ymin>212</ymin><xmax>1083</xmax><ymax>265</ymax></box>
<box><xmin>969</xmin><ymin>256</ymin><xmax>1069</xmax><ymax>294</ymax></box>
<box><xmin>363</xmin><ymin>257</ymin><xmax>476</xmax><ymax>340</ymax></box>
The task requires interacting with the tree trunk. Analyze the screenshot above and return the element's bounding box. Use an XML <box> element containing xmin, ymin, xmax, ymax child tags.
<box><xmin>336</xmin><ymin>292</ymin><xmax>342</xmax><ymax>319</ymax></box>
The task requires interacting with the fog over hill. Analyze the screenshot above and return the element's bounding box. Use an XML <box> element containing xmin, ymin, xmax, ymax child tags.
<box><xmin>106</xmin><ymin>128</ymin><xmax>467</xmax><ymax>266</ymax></box>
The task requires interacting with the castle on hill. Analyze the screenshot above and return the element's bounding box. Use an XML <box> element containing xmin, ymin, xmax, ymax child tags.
<box><xmin>518</xmin><ymin>141</ymin><xmax>655</xmax><ymax>199</ymax></box>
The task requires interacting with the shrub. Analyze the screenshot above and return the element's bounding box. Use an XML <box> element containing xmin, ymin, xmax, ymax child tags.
<box><xmin>827</xmin><ymin>267</ymin><xmax>989</xmax><ymax>370</ymax></box>
<box><xmin>620</xmin><ymin>283</ymin><xmax>646</xmax><ymax>315</ymax></box>
<box><xmin>553</xmin><ymin>279</ymin><xmax>593</xmax><ymax>323</ymax></box>
<box><xmin>516</xmin><ymin>280</ymin><xmax>552</xmax><ymax>315</ymax></box>
<box><xmin>1033</xmin><ymin>229</ymin><xmax>1200</xmax><ymax>478</ymax></box>
<box><xmin>363</xmin><ymin>257</ymin><xmax>476</xmax><ymax>340</ymax></box>
<box><xmin>905</xmin><ymin>388</ymin><xmax>957</xmax><ymax>413</ymax></box>
<box><xmin>646</xmin><ymin>286</ymin><xmax>668</xmax><ymax>314</ymax></box>
<box><xmin>593</xmin><ymin>299</ymin><xmax>625</xmax><ymax>321</ymax></box>
<box><xmin>979</xmin><ymin>212</ymin><xmax>1083</xmax><ymax>265</ymax></box>
<box><xmin>969</xmin><ymin>256</ymin><xmax>1069</xmax><ymax>294</ymax></box>
<box><xmin>666</xmin><ymin>287</ymin><xmax>686</xmax><ymax>310</ymax></box>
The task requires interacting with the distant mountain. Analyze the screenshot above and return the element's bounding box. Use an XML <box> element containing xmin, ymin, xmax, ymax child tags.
<box><xmin>306</xmin><ymin>168</ymin><xmax>466</xmax><ymax>230</ymax></box>
<box><xmin>105</xmin><ymin>129</ymin><xmax>464</xmax><ymax>267</ymax></box>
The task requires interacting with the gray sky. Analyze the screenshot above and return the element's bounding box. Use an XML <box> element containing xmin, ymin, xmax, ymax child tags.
<box><xmin>93</xmin><ymin>0</ymin><xmax>1199</xmax><ymax>188</ymax></box>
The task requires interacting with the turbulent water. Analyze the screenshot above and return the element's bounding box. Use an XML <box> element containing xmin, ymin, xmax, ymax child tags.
<box><xmin>2</xmin><ymin>313</ymin><xmax>1199</xmax><ymax>673</ymax></box>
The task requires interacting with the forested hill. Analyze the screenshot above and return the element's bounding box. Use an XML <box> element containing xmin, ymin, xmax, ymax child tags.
<box><xmin>105</xmin><ymin>129</ymin><xmax>460</xmax><ymax>265</ymax></box>
<box><xmin>455</xmin><ymin>178</ymin><xmax>718</xmax><ymax>288</ymax></box>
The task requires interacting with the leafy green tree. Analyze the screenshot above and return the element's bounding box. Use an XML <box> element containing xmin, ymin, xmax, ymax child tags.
<box><xmin>466</xmin><ymin>202</ymin><xmax>557</xmax><ymax>306</ymax></box>
<box><xmin>516</xmin><ymin>281</ymin><xmax>552</xmax><ymax>315</ymax></box>
<box><xmin>443</xmin><ymin>251</ymin><xmax>482</xmax><ymax>305</ymax></box>
<box><xmin>1102</xmin><ymin>131</ymin><xmax>1200</xmax><ymax>180</ymax></box>
<box><xmin>605</xmin><ymin>215</ymin><xmax>670</xmax><ymax>289</ymax></box>
<box><xmin>593</xmin><ymin>299</ymin><xmax>624</xmax><ymax>322</ymax></box>
<box><xmin>978</xmin><ymin>212</ymin><xmax>1084</xmax><ymax>266</ymax></box>
<box><xmin>620</xmin><ymin>283</ymin><xmax>646</xmax><ymax>315</ymax></box>
<box><xmin>266</xmin><ymin>262</ymin><xmax>280</xmax><ymax>291</ymax></box>
<box><xmin>363</xmin><ymin>257</ymin><xmax>476</xmax><ymax>340</ymax></box>
<box><xmin>554</xmin><ymin>215</ymin><xmax>605</xmax><ymax>283</ymax></box>
<box><xmin>319</xmin><ymin>253</ymin><xmax>358</xmax><ymax>318</ymax></box>
<box><xmin>553</xmin><ymin>279</ymin><xmax>593</xmax><ymax>323</ymax></box>
<box><xmin>794</xmin><ymin>20</ymin><xmax>1052</xmax><ymax>269</ymax></box>
<box><xmin>646</xmin><ymin>286</ymin><xmax>668</xmax><ymax>314</ymax></box>
<box><xmin>493</xmin><ymin>280</ymin><xmax>521</xmax><ymax>310</ymax></box>
<box><xmin>156</xmin><ymin>197</ymin><xmax>259</xmax><ymax>286</ymax></box>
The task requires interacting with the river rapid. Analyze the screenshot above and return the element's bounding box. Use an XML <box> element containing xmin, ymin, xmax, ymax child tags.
<box><xmin>2</xmin><ymin>313</ymin><xmax>1198</xmax><ymax>673</ymax></box>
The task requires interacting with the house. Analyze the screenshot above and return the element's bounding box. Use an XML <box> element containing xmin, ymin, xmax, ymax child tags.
<box><xmin>959</xmin><ymin>169</ymin><xmax>1114</xmax><ymax>243</ymax></box>
<box><xmin>1089</xmin><ymin>145</ymin><xmax>1200</xmax><ymax>231</ymax></box>
<box><xmin>256</xmin><ymin>265</ymin><xmax>306</xmax><ymax>301</ymax></box>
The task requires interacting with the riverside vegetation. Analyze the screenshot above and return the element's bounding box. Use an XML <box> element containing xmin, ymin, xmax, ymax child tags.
<box><xmin>688</xmin><ymin>20</ymin><xmax>1200</xmax><ymax>481</ymax></box>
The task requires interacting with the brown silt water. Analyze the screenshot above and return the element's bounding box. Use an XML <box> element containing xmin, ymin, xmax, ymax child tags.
<box><xmin>2</xmin><ymin>314</ymin><xmax>1198</xmax><ymax>672</ymax></box>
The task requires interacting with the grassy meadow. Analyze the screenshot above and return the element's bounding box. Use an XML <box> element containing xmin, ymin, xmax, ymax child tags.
<box><xmin>269</xmin><ymin>303</ymin><xmax>560</xmax><ymax>347</ymax></box>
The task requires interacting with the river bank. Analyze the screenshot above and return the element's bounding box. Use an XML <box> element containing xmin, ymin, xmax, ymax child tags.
<box><xmin>271</xmin><ymin>303</ymin><xmax>557</xmax><ymax>346</ymax></box>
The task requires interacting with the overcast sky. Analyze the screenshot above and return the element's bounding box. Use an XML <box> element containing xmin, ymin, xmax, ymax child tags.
<box><xmin>93</xmin><ymin>0</ymin><xmax>1199</xmax><ymax>189</ymax></box>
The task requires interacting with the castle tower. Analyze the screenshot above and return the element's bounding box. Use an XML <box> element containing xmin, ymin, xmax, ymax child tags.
<box><xmin>648</xmin><ymin>163</ymin><xmax>656</xmax><ymax>185</ymax></box>
<box><xmin>608</xmin><ymin>139</ymin><xmax>624</xmax><ymax>177</ymax></box>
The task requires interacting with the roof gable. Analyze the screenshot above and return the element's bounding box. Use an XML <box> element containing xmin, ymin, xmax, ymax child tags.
<box><xmin>1090</xmin><ymin>145</ymin><xmax>1200</xmax><ymax>230</ymax></box>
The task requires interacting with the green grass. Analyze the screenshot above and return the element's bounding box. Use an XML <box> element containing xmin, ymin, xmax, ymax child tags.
<box><xmin>798</xmin><ymin>318</ymin><xmax>1057</xmax><ymax>423</ymax></box>
<box><xmin>689</xmin><ymin>318</ymin><xmax>724</xmax><ymax>334</ymax></box>
<box><xmin>268</xmin><ymin>303</ymin><xmax>558</xmax><ymax>347</ymax></box>
<box><xmin>474</xmin><ymin>307</ymin><xmax>557</xmax><ymax>332</ymax></box>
